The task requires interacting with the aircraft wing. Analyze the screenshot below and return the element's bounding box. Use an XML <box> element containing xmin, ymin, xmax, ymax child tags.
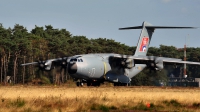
<box><xmin>21</xmin><ymin>62</ymin><xmax>39</xmax><ymax>66</ymax></box>
<box><xmin>21</xmin><ymin>58</ymin><xmax>62</xmax><ymax>66</ymax></box>
<box><xmin>131</xmin><ymin>56</ymin><xmax>200</xmax><ymax>65</ymax></box>
<box><xmin>20</xmin><ymin>57</ymin><xmax>70</xmax><ymax>71</ymax></box>
<box><xmin>129</xmin><ymin>56</ymin><xmax>200</xmax><ymax>65</ymax></box>
<box><xmin>111</xmin><ymin>54</ymin><xmax>200</xmax><ymax>65</ymax></box>
<box><xmin>162</xmin><ymin>59</ymin><xmax>200</xmax><ymax>65</ymax></box>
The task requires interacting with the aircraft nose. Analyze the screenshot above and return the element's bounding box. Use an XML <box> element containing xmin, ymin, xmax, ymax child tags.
<box><xmin>68</xmin><ymin>63</ymin><xmax>77</xmax><ymax>74</ymax></box>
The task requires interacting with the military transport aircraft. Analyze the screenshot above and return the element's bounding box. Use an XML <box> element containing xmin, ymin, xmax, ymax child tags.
<box><xmin>21</xmin><ymin>21</ymin><xmax>200</xmax><ymax>86</ymax></box>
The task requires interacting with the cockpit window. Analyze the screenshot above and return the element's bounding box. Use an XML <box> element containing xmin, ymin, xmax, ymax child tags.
<box><xmin>70</xmin><ymin>58</ymin><xmax>83</xmax><ymax>62</ymax></box>
<box><xmin>70</xmin><ymin>59</ymin><xmax>77</xmax><ymax>62</ymax></box>
<box><xmin>77</xmin><ymin>59</ymin><xmax>83</xmax><ymax>62</ymax></box>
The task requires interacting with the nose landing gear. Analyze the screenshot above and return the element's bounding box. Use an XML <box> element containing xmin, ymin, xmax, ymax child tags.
<box><xmin>76</xmin><ymin>81</ymin><xmax>84</xmax><ymax>87</ymax></box>
<box><xmin>76</xmin><ymin>79</ymin><xmax>84</xmax><ymax>87</ymax></box>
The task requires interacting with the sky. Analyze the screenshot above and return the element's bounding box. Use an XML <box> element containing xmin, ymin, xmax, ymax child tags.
<box><xmin>0</xmin><ymin>0</ymin><xmax>200</xmax><ymax>48</ymax></box>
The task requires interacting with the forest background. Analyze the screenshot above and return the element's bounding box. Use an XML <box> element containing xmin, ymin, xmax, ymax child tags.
<box><xmin>0</xmin><ymin>24</ymin><xmax>200</xmax><ymax>86</ymax></box>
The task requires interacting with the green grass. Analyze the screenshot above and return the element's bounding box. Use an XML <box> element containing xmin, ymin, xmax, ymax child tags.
<box><xmin>91</xmin><ymin>103</ymin><xmax>118</xmax><ymax>112</ymax></box>
<box><xmin>10</xmin><ymin>97</ymin><xmax>26</xmax><ymax>108</ymax></box>
<box><xmin>162</xmin><ymin>99</ymin><xmax>182</xmax><ymax>107</ymax></box>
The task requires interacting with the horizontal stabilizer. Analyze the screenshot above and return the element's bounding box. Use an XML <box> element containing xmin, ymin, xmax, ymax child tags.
<box><xmin>119</xmin><ymin>26</ymin><xmax>197</xmax><ymax>30</ymax></box>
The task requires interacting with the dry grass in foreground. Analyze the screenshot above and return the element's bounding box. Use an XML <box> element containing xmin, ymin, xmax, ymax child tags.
<box><xmin>0</xmin><ymin>85</ymin><xmax>200</xmax><ymax>112</ymax></box>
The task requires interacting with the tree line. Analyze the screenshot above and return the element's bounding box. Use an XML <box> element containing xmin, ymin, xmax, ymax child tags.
<box><xmin>0</xmin><ymin>24</ymin><xmax>200</xmax><ymax>85</ymax></box>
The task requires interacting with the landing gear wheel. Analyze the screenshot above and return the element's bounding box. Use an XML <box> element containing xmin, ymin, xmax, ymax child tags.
<box><xmin>76</xmin><ymin>82</ymin><xmax>80</xmax><ymax>87</ymax></box>
<box><xmin>114</xmin><ymin>83</ymin><xmax>118</xmax><ymax>86</ymax></box>
<box><xmin>87</xmin><ymin>81</ymin><xmax>100</xmax><ymax>86</ymax></box>
<box><xmin>76</xmin><ymin>82</ymin><xmax>84</xmax><ymax>87</ymax></box>
<box><xmin>93</xmin><ymin>82</ymin><xmax>100</xmax><ymax>86</ymax></box>
<box><xmin>114</xmin><ymin>83</ymin><xmax>129</xmax><ymax>86</ymax></box>
<box><xmin>87</xmin><ymin>82</ymin><xmax>91</xmax><ymax>86</ymax></box>
<box><xmin>80</xmin><ymin>82</ymin><xmax>84</xmax><ymax>86</ymax></box>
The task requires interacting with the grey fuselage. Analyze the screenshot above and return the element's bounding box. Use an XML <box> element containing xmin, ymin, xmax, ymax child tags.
<box><xmin>68</xmin><ymin>53</ymin><xmax>146</xmax><ymax>81</ymax></box>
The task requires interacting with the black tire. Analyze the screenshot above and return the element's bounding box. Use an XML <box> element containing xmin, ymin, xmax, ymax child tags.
<box><xmin>76</xmin><ymin>82</ymin><xmax>80</xmax><ymax>87</ymax></box>
<box><xmin>114</xmin><ymin>83</ymin><xmax>118</xmax><ymax>86</ymax></box>
<box><xmin>80</xmin><ymin>82</ymin><xmax>84</xmax><ymax>86</ymax></box>
<box><xmin>94</xmin><ymin>82</ymin><xmax>100</xmax><ymax>86</ymax></box>
<box><xmin>87</xmin><ymin>82</ymin><xmax>91</xmax><ymax>86</ymax></box>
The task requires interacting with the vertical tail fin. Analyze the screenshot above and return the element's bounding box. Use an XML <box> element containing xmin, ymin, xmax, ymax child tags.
<box><xmin>134</xmin><ymin>22</ymin><xmax>153</xmax><ymax>56</ymax></box>
<box><xmin>119</xmin><ymin>21</ymin><xmax>196</xmax><ymax>56</ymax></box>
<box><xmin>119</xmin><ymin>21</ymin><xmax>154</xmax><ymax>56</ymax></box>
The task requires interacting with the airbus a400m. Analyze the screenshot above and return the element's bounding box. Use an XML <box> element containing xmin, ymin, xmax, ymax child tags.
<box><xmin>21</xmin><ymin>21</ymin><xmax>200</xmax><ymax>86</ymax></box>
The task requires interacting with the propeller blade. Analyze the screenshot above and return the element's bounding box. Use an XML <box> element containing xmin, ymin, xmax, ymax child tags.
<box><xmin>108</xmin><ymin>54</ymin><xmax>133</xmax><ymax>75</ymax></box>
<box><xmin>59</xmin><ymin>57</ymin><xmax>69</xmax><ymax>74</ymax></box>
<box><xmin>146</xmin><ymin>56</ymin><xmax>163</xmax><ymax>72</ymax></box>
<box><xmin>37</xmin><ymin>58</ymin><xmax>46</xmax><ymax>70</ymax></box>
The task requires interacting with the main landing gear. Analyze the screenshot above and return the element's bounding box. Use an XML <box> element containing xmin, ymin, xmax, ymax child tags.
<box><xmin>113</xmin><ymin>82</ymin><xmax>130</xmax><ymax>86</ymax></box>
<box><xmin>75</xmin><ymin>79</ymin><xmax>101</xmax><ymax>87</ymax></box>
<box><xmin>86</xmin><ymin>80</ymin><xmax>100</xmax><ymax>86</ymax></box>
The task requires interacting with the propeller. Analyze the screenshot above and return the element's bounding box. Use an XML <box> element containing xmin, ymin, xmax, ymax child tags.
<box><xmin>37</xmin><ymin>58</ymin><xmax>47</xmax><ymax>71</ymax></box>
<box><xmin>106</xmin><ymin>55</ymin><xmax>133</xmax><ymax>83</ymax></box>
<box><xmin>60</xmin><ymin>57</ymin><xmax>68</xmax><ymax>67</ymax></box>
<box><xmin>35</xmin><ymin>57</ymin><xmax>48</xmax><ymax>79</ymax></box>
<box><xmin>67</xmin><ymin>56</ymin><xmax>81</xmax><ymax>74</ymax></box>
<box><xmin>108</xmin><ymin>55</ymin><xmax>133</xmax><ymax>73</ymax></box>
<box><xmin>36</xmin><ymin>56</ymin><xmax>54</xmax><ymax>71</ymax></box>
<box><xmin>146</xmin><ymin>56</ymin><xmax>163</xmax><ymax>73</ymax></box>
<box><xmin>59</xmin><ymin>57</ymin><xmax>69</xmax><ymax>74</ymax></box>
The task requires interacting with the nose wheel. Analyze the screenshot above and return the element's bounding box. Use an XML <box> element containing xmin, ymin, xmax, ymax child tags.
<box><xmin>76</xmin><ymin>79</ymin><xmax>84</xmax><ymax>87</ymax></box>
<box><xmin>76</xmin><ymin>81</ymin><xmax>84</xmax><ymax>87</ymax></box>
